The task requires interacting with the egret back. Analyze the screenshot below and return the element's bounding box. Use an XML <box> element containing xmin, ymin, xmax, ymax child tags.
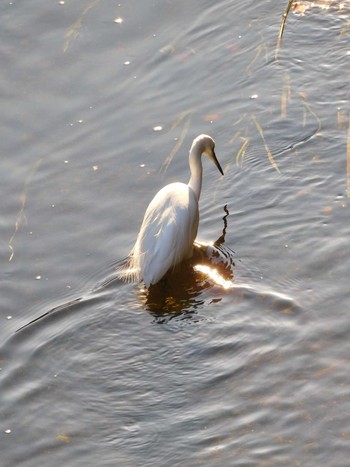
<box><xmin>131</xmin><ymin>182</ymin><xmax>199</xmax><ymax>287</ymax></box>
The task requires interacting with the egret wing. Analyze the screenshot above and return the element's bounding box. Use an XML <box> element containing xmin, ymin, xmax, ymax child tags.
<box><xmin>133</xmin><ymin>183</ymin><xmax>198</xmax><ymax>286</ymax></box>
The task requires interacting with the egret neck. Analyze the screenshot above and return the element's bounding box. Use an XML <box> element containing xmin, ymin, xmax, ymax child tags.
<box><xmin>188</xmin><ymin>143</ymin><xmax>203</xmax><ymax>200</ymax></box>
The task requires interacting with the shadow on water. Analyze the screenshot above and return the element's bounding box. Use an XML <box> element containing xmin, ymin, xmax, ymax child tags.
<box><xmin>15</xmin><ymin>205</ymin><xmax>236</xmax><ymax>332</ymax></box>
<box><xmin>14</xmin><ymin>204</ymin><xmax>301</xmax><ymax>333</ymax></box>
<box><xmin>142</xmin><ymin>204</ymin><xmax>237</xmax><ymax>322</ymax></box>
<box><xmin>142</xmin><ymin>203</ymin><xmax>302</xmax><ymax>322</ymax></box>
<box><xmin>144</xmin><ymin>204</ymin><xmax>306</xmax><ymax>326</ymax></box>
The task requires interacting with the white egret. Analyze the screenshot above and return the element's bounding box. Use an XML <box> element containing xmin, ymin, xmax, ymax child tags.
<box><xmin>124</xmin><ymin>134</ymin><xmax>224</xmax><ymax>287</ymax></box>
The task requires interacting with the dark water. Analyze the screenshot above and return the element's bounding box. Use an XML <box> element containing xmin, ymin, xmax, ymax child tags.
<box><xmin>1</xmin><ymin>0</ymin><xmax>349</xmax><ymax>465</ymax></box>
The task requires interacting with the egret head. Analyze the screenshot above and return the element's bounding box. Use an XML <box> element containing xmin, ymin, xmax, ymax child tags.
<box><xmin>193</xmin><ymin>134</ymin><xmax>224</xmax><ymax>176</ymax></box>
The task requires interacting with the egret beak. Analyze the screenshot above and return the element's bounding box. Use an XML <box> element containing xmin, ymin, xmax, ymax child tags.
<box><xmin>213</xmin><ymin>151</ymin><xmax>224</xmax><ymax>176</ymax></box>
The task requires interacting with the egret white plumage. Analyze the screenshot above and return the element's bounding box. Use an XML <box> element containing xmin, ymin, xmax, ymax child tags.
<box><xmin>125</xmin><ymin>134</ymin><xmax>224</xmax><ymax>288</ymax></box>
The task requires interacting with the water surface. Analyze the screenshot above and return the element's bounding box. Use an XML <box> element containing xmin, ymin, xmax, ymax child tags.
<box><xmin>1</xmin><ymin>0</ymin><xmax>349</xmax><ymax>465</ymax></box>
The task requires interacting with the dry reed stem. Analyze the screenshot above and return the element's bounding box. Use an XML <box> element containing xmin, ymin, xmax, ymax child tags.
<box><xmin>299</xmin><ymin>93</ymin><xmax>322</xmax><ymax>132</ymax></box>
<box><xmin>347</xmin><ymin>115</ymin><xmax>350</xmax><ymax>197</ymax></box>
<box><xmin>64</xmin><ymin>0</ymin><xmax>100</xmax><ymax>52</ymax></box>
<box><xmin>8</xmin><ymin>158</ymin><xmax>43</xmax><ymax>262</ymax></box>
<box><xmin>160</xmin><ymin>111</ymin><xmax>192</xmax><ymax>174</ymax></box>
<box><xmin>252</xmin><ymin>115</ymin><xmax>281</xmax><ymax>174</ymax></box>
<box><xmin>275</xmin><ymin>0</ymin><xmax>294</xmax><ymax>61</ymax></box>
<box><xmin>281</xmin><ymin>72</ymin><xmax>291</xmax><ymax>118</ymax></box>
<box><xmin>246</xmin><ymin>43</ymin><xmax>268</xmax><ymax>76</ymax></box>
<box><xmin>236</xmin><ymin>137</ymin><xmax>249</xmax><ymax>167</ymax></box>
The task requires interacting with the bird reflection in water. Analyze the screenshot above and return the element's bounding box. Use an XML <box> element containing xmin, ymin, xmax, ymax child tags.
<box><xmin>141</xmin><ymin>204</ymin><xmax>235</xmax><ymax>321</ymax></box>
<box><xmin>15</xmin><ymin>210</ymin><xmax>235</xmax><ymax>332</ymax></box>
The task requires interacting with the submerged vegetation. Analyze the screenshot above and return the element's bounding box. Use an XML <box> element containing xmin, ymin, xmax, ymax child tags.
<box><xmin>60</xmin><ymin>0</ymin><xmax>350</xmax><ymax>197</ymax></box>
<box><xmin>161</xmin><ymin>1</ymin><xmax>349</xmax><ymax>186</ymax></box>
<box><xmin>276</xmin><ymin>0</ymin><xmax>349</xmax><ymax>197</ymax></box>
<box><xmin>8</xmin><ymin>159</ymin><xmax>42</xmax><ymax>262</ymax></box>
<box><xmin>7</xmin><ymin>1</ymin><xmax>350</xmax><ymax>262</ymax></box>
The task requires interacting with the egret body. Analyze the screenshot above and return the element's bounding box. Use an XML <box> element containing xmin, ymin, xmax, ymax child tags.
<box><xmin>127</xmin><ymin>134</ymin><xmax>223</xmax><ymax>287</ymax></box>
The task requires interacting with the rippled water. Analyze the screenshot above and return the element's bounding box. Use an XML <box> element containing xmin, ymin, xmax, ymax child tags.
<box><xmin>1</xmin><ymin>0</ymin><xmax>349</xmax><ymax>465</ymax></box>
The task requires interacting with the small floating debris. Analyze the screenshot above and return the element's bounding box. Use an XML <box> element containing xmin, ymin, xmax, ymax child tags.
<box><xmin>36</xmin><ymin>276</ymin><xmax>42</xmax><ymax>280</ymax></box>
<box><xmin>4</xmin><ymin>429</ymin><xmax>11</xmax><ymax>434</ymax></box>
<box><xmin>7</xmin><ymin>316</ymin><xmax>12</xmax><ymax>320</ymax></box>
<box><xmin>114</xmin><ymin>17</ymin><xmax>123</xmax><ymax>24</ymax></box>
<box><xmin>250</xmin><ymin>94</ymin><xmax>258</xmax><ymax>99</ymax></box>
<box><xmin>123</xmin><ymin>61</ymin><xmax>131</xmax><ymax>66</ymax></box>
<box><xmin>293</xmin><ymin>1</ymin><xmax>346</xmax><ymax>15</ymax></box>
<box><xmin>204</xmin><ymin>114</ymin><xmax>220</xmax><ymax>122</ymax></box>
<box><xmin>153</xmin><ymin>126</ymin><xmax>163</xmax><ymax>132</ymax></box>
<box><xmin>322</xmin><ymin>206</ymin><xmax>333</xmax><ymax>215</ymax></box>
<box><xmin>159</xmin><ymin>44</ymin><xmax>176</xmax><ymax>56</ymax></box>
<box><xmin>56</xmin><ymin>434</ymin><xmax>71</xmax><ymax>443</ymax></box>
